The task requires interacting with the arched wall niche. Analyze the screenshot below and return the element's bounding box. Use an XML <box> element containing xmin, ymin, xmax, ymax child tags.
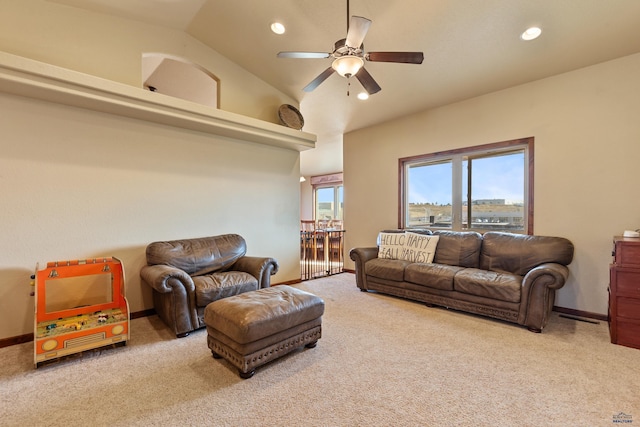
<box><xmin>142</xmin><ymin>53</ymin><xmax>219</xmax><ymax>108</ymax></box>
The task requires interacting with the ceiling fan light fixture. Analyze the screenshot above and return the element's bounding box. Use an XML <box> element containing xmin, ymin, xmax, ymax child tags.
<box><xmin>357</xmin><ymin>92</ymin><xmax>369</xmax><ymax>100</ymax></box>
<box><xmin>277</xmin><ymin>4</ymin><xmax>423</xmax><ymax>93</ymax></box>
<box><xmin>332</xmin><ymin>55</ymin><xmax>364</xmax><ymax>77</ymax></box>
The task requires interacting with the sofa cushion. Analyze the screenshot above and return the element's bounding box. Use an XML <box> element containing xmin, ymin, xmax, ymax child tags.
<box><xmin>401</xmin><ymin>233</ymin><xmax>439</xmax><ymax>263</ymax></box>
<box><xmin>432</xmin><ymin>231</ymin><xmax>482</xmax><ymax>268</ymax></box>
<box><xmin>453</xmin><ymin>268</ymin><xmax>522</xmax><ymax>303</ymax></box>
<box><xmin>365</xmin><ymin>258</ymin><xmax>412</xmax><ymax>281</ymax></box>
<box><xmin>404</xmin><ymin>263</ymin><xmax>464</xmax><ymax>291</ymax></box>
<box><xmin>193</xmin><ymin>271</ymin><xmax>258</xmax><ymax>306</ymax></box>
<box><xmin>480</xmin><ymin>232</ymin><xmax>575</xmax><ymax>275</ymax></box>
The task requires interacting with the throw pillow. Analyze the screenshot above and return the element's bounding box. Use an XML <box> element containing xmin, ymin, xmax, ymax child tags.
<box><xmin>378</xmin><ymin>232</ymin><xmax>406</xmax><ymax>260</ymax></box>
<box><xmin>400</xmin><ymin>232</ymin><xmax>440</xmax><ymax>263</ymax></box>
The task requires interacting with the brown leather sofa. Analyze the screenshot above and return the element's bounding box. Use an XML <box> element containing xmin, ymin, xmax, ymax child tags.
<box><xmin>350</xmin><ymin>230</ymin><xmax>574</xmax><ymax>332</ymax></box>
<box><xmin>140</xmin><ymin>234</ymin><xmax>279</xmax><ymax>337</ymax></box>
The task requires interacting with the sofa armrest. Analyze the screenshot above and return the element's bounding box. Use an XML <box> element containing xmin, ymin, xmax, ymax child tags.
<box><xmin>349</xmin><ymin>247</ymin><xmax>379</xmax><ymax>290</ymax></box>
<box><xmin>523</xmin><ymin>263</ymin><xmax>569</xmax><ymax>290</ymax></box>
<box><xmin>140</xmin><ymin>264</ymin><xmax>195</xmax><ymax>294</ymax></box>
<box><xmin>232</xmin><ymin>256</ymin><xmax>279</xmax><ymax>288</ymax></box>
<box><xmin>519</xmin><ymin>263</ymin><xmax>570</xmax><ymax>331</ymax></box>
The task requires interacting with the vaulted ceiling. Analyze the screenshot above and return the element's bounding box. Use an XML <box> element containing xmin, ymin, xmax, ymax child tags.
<box><xmin>50</xmin><ymin>0</ymin><xmax>640</xmax><ymax>176</ymax></box>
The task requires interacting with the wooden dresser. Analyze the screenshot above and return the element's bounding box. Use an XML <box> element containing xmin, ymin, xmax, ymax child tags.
<box><xmin>609</xmin><ymin>236</ymin><xmax>640</xmax><ymax>350</ymax></box>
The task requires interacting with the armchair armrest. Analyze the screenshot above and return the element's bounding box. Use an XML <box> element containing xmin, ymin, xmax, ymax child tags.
<box><xmin>232</xmin><ymin>256</ymin><xmax>279</xmax><ymax>288</ymax></box>
<box><xmin>349</xmin><ymin>247</ymin><xmax>379</xmax><ymax>290</ymax></box>
<box><xmin>140</xmin><ymin>264</ymin><xmax>198</xmax><ymax>336</ymax></box>
<box><xmin>140</xmin><ymin>264</ymin><xmax>195</xmax><ymax>294</ymax></box>
<box><xmin>519</xmin><ymin>263</ymin><xmax>570</xmax><ymax>331</ymax></box>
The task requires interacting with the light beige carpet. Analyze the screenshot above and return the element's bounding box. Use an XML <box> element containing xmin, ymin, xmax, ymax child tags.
<box><xmin>0</xmin><ymin>273</ymin><xmax>638</xmax><ymax>426</ymax></box>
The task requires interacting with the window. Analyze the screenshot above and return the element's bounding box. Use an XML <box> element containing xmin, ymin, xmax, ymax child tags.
<box><xmin>399</xmin><ymin>137</ymin><xmax>533</xmax><ymax>234</ymax></box>
<box><xmin>311</xmin><ymin>173</ymin><xmax>343</xmax><ymax>222</ymax></box>
<box><xmin>315</xmin><ymin>185</ymin><xmax>343</xmax><ymax>222</ymax></box>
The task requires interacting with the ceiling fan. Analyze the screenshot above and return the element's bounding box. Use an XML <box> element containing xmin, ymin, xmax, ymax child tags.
<box><xmin>277</xmin><ymin>1</ymin><xmax>424</xmax><ymax>95</ymax></box>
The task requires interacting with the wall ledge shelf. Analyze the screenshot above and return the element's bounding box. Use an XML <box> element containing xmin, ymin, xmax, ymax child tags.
<box><xmin>0</xmin><ymin>51</ymin><xmax>316</xmax><ymax>152</ymax></box>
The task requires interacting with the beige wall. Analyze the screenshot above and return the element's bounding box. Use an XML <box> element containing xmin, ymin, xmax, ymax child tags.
<box><xmin>0</xmin><ymin>0</ymin><xmax>293</xmax><ymax>123</ymax></box>
<box><xmin>1</xmin><ymin>93</ymin><xmax>302</xmax><ymax>339</ymax></box>
<box><xmin>300</xmin><ymin>178</ymin><xmax>314</xmax><ymax>220</ymax></box>
<box><xmin>344</xmin><ymin>52</ymin><xmax>640</xmax><ymax>316</ymax></box>
<box><xmin>0</xmin><ymin>1</ymin><xmax>303</xmax><ymax>340</ymax></box>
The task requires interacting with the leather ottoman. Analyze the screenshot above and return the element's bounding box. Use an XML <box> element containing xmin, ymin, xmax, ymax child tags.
<box><xmin>204</xmin><ymin>285</ymin><xmax>324</xmax><ymax>379</ymax></box>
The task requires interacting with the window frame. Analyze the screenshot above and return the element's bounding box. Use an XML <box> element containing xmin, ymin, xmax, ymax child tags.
<box><xmin>398</xmin><ymin>137</ymin><xmax>534</xmax><ymax>234</ymax></box>
<box><xmin>311</xmin><ymin>173</ymin><xmax>343</xmax><ymax>221</ymax></box>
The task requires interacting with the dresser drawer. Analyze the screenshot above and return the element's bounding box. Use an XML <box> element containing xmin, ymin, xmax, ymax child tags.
<box><xmin>614</xmin><ymin>238</ymin><xmax>640</xmax><ymax>266</ymax></box>
<box><xmin>615</xmin><ymin>297</ymin><xmax>640</xmax><ymax>320</ymax></box>
<box><xmin>611</xmin><ymin>268</ymin><xmax>640</xmax><ymax>297</ymax></box>
<box><xmin>614</xmin><ymin>318</ymin><xmax>640</xmax><ymax>349</ymax></box>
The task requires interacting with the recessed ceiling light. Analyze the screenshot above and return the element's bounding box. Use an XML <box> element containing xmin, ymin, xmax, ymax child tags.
<box><xmin>521</xmin><ymin>27</ymin><xmax>542</xmax><ymax>41</ymax></box>
<box><xmin>357</xmin><ymin>92</ymin><xmax>369</xmax><ymax>100</ymax></box>
<box><xmin>271</xmin><ymin>22</ymin><xmax>285</xmax><ymax>35</ymax></box>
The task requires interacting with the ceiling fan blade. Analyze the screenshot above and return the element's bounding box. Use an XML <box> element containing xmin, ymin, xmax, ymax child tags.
<box><xmin>367</xmin><ymin>52</ymin><xmax>424</xmax><ymax>64</ymax></box>
<box><xmin>303</xmin><ymin>67</ymin><xmax>336</xmax><ymax>92</ymax></box>
<box><xmin>345</xmin><ymin>16</ymin><xmax>371</xmax><ymax>48</ymax></box>
<box><xmin>277</xmin><ymin>51</ymin><xmax>331</xmax><ymax>59</ymax></box>
<box><xmin>355</xmin><ymin>67</ymin><xmax>381</xmax><ymax>95</ymax></box>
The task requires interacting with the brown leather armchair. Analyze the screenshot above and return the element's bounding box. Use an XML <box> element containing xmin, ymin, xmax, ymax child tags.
<box><xmin>140</xmin><ymin>234</ymin><xmax>279</xmax><ymax>337</ymax></box>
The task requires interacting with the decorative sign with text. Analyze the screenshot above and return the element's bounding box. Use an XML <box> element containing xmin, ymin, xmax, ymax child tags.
<box><xmin>378</xmin><ymin>232</ymin><xmax>439</xmax><ymax>263</ymax></box>
<box><xmin>401</xmin><ymin>233</ymin><xmax>439</xmax><ymax>263</ymax></box>
<box><xmin>378</xmin><ymin>232</ymin><xmax>406</xmax><ymax>259</ymax></box>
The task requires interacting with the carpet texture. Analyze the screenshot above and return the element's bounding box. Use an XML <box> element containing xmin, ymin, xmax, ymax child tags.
<box><xmin>0</xmin><ymin>273</ymin><xmax>638</xmax><ymax>426</ymax></box>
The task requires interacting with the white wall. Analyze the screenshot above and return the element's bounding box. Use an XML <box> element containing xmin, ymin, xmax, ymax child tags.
<box><xmin>344</xmin><ymin>53</ymin><xmax>640</xmax><ymax>317</ymax></box>
<box><xmin>0</xmin><ymin>0</ymin><xmax>304</xmax><ymax>340</ymax></box>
